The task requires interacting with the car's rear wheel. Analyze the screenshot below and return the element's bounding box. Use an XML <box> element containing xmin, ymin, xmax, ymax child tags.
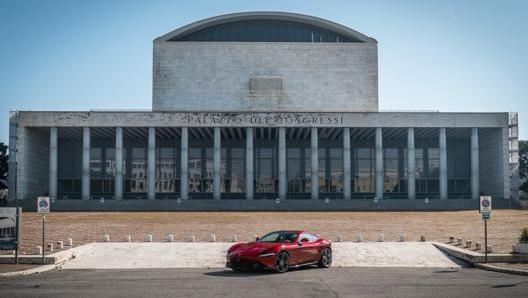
<box><xmin>275</xmin><ymin>252</ymin><xmax>290</xmax><ymax>273</ymax></box>
<box><xmin>318</xmin><ymin>247</ymin><xmax>332</xmax><ymax>268</ymax></box>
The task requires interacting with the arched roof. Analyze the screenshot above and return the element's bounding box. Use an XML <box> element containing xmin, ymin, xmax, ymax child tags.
<box><xmin>155</xmin><ymin>12</ymin><xmax>376</xmax><ymax>43</ymax></box>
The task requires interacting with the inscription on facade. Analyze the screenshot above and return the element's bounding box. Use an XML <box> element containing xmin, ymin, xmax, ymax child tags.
<box><xmin>181</xmin><ymin>113</ymin><xmax>343</xmax><ymax>127</ymax></box>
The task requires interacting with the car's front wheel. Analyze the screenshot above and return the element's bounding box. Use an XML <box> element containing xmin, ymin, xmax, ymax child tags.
<box><xmin>275</xmin><ymin>252</ymin><xmax>290</xmax><ymax>273</ymax></box>
<box><xmin>318</xmin><ymin>247</ymin><xmax>332</xmax><ymax>268</ymax></box>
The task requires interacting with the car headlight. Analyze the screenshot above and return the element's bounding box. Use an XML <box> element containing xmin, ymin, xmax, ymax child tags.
<box><xmin>258</xmin><ymin>252</ymin><xmax>276</xmax><ymax>258</ymax></box>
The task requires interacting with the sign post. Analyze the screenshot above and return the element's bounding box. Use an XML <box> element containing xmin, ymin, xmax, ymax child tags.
<box><xmin>37</xmin><ymin>197</ymin><xmax>50</xmax><ymax>265</ymax></box>
<box><xmin>480</xmin><ymin>196</ymin><xmax>492</xmax><ymax>263</ymax></box>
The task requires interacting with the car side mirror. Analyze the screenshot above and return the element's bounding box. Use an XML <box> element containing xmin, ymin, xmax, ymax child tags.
<box><xmin>255</xmin><ymin>237</ymin><xmax>260</xmax><ymax>242</ymax></box>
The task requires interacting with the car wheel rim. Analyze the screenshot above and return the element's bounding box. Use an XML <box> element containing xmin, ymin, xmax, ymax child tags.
<box><xmin>276</xmin><ymin>253</ymin><xmax>289</xmax><ymax>272</ymax></box>
<box><xmin>322</xmin><ymin>249</ymin><xmax>331</xmax><ymax>266</ymax></box>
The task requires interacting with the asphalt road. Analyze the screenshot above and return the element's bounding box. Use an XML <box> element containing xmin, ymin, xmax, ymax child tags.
<box><xmin>1</xmin><ymin>267</ymin><xmax>528</xmax><ymax>298</ymax></box>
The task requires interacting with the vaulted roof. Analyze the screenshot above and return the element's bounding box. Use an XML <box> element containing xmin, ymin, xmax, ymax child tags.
<box><xmin>155</xmin><ymin>11</ymin><xmax>376</xmax><ymax>43</ymax></box>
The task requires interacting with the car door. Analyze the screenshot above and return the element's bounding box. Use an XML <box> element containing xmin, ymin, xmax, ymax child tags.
<box><xmin>296</xmin><ymin>233</ymin><xmax>320</xmax><ymax>263</ymax></box>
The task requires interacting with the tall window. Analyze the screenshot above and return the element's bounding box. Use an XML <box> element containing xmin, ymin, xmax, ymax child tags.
<box><xmin>156</xmin><ymin>147</ymin><xmax>176</xmax><ymax>193</ymax></box>
<box><xmin>329</xmin><ymin>148</ymin><xmax>343</xmax><ymax>192</ymax></box>
<box><xmin>318</xmin><ymin>148</ymin><xmax>326</xmax><ymax>190</ymax></box>
<box><xmin>228</xmin><ymin>148</ymin><xmax>244</xmax><ymax>193</ymax></box>
<box><xmin>304</xmin><ymin>148</ymin><xmax>312</xmax><ymax>192</ymax></box>
<box><xmin>90</xmin><ymin>148</ymin><xmax>102</xmax><ymax>177</ymax></box>
<box><xmin>287</xmin><ymin>148</ymin><xmax>302</xmax><ymax>192</ymax></box>
<box><xmin>355</xmin><ymin>148</ymin><xmax>374</xmax><ymax>193</ymax></box>
<box><xmin>428</xmin><ymin>148</ymin><xmax>440</xmax><ymax>177</ymax></box>
<box><xmin>130</xmin><ymin>148</ymin><xmax>146</xmax><ymax>193</ymax></box>
<box><xmin>255</xmin><ymin>147</ymin><xmax>276</xmax><ymax>193</ymax></box>
<box><xmin>384</xmin><ymin>148</ymin><xmax>399</xmax><ymax>192</ymax></box>
<box><xmin>204</xmin><ymin>148</ymin><xmax>214</xmax><ymax>192</ymax></box>
<box><xmin>105</xmin><ymin>148</ymin><xmax>116</xmax><ymax>177</ymax></box>
<box><xmin>427</xmin><ymin>148</ymin><xmax>440</xmax><ymax>192</ymax></box>
<box><xmin>189</xmin><ymin>148</ymin><xmax>202</xmax><ymax>193</ymax></box>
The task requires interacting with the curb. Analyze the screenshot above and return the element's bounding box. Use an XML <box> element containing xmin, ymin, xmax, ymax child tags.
<box><xmin>473</xmin><ymin>263</ymin><xmax>528</xmax><ymax>276</ymax></box>
<box><xmin>0</xmin><ymin>264</ymin><xmax>61</xmax><ymax>278</ymax></box>
<box><xmin>432</xmin><ymin>242</ymin><xmax>528</xmax><ymax>276</ymax></box>
<box><xmin>0</xmin><ymin>249</ymin><xmax>77</xmax><ymax>278</ymax></box>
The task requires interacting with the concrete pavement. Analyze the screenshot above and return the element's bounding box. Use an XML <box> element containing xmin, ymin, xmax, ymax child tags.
<box><xmin>56</xmin><ymin>242</ymin><xmax>462</xmax><ymax>269</ymax></box>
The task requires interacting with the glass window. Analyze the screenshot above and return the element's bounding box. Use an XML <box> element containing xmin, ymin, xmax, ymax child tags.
<box><xmin>130</xmin><ymin>148</ymin><xmax>146</xmax><ymax>193</ymax></box>
<box><xmin>174</xmin><ymin>19</ymin><xmax>357</xmax><ymax>43</ymax></box>
<box><xmin>105</xmin><ymin>148</ymin><xmax>115</xmax><ymax>177</ymax></box>
<box><xmin>287</xmin><ymin>148</ymin><xmax>301</xmax><ymax>178</ymax></box>
<box><xmin>157</xmin><ymin>147</ymin><xmax>176</xmax><ymax>193</ymax></box>
<box><xmin>228</xmin><ymin>148</ymin><xmax>244</xmax><ymax>193</ymax></box>
<box><xmin>255</xmin><ymin>147</ymin><xmax>276</xmax><ymax>193</ymax></box>
<box><xmin>90</xmin><ymin>148</ymin><xmax>102</xmax><ymax>177</ymax></box>
<box><xmin>428</xmin><ymin>148</ymin><xmax>440</xmax><ymax>178</ymax></box>
<box><xmin>355</xmin><ymin>148</ymin><xmax>374</xmax><ymax>193</ymax></box>
<box><xmin>299</xmin><ymin>233</ymin><xmax>318</xmax><ymax>243</ymax></box>
<box><xmin>189</xmin><ymin>147</ymin><xmax>203</xmax><ymax>193</ymax></box>
<box><xmin>384</xmin><ymin>148</ymin><xmax>399</xmax><ymax>193</ymax></box>
<box><xmin>287</xmin><ymin>148</ymin><xmax>302</xmax><ymax>193</ymax></box>
<box><xmin>329</xmin><ymin>148</ymin><xmax>343</xmax><ymax>192</ymax></box>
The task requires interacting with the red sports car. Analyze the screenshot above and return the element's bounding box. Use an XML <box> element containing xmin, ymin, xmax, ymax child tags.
<box><xmin>226</xmin><ymin>230</ymin><xmax>332</xmax><ymax>273</ymax></box>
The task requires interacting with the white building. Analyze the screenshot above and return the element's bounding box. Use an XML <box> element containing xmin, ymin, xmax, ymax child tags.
<box><xmin>8</xmin><ymin>12</ymin><xmax>520</xmax><ymax>210</ymax></box>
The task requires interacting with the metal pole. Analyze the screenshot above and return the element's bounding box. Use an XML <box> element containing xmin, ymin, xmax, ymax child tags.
<box><xmin>484</xmin><ymin>220</ymin><xmax>488</xmax><ymax>263</ymax></box>
<box><xmin>42</xmin><ymin>215</ymin><xmax>46</xmax><ymax>265</ymax></box>
<box><xmin>15</xmin><ymin>207</ymin><xmax>19</xmax><ymax>265</ymax></box>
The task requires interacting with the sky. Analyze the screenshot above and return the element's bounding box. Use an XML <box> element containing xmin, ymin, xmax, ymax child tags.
<box><xmin>0</xmin><ymin>0</ymin><xmax>527</xmax><ymax>144</ymax></box>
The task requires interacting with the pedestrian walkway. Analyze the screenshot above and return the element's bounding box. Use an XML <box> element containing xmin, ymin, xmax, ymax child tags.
<box><xmin>57</xmin><ymin>242</ymin><xmax>461</xmax><ymax>270</ymax></box>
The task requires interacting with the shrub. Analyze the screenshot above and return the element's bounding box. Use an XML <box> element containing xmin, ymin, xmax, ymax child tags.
<box><xmin>519</xmin><ymin>228</ymin><xmax>528</xmax><ymax>243</ymax></box>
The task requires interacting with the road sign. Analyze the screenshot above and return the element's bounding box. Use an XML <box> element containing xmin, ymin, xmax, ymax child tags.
<box><xmin>480</xmin><ymin>196</ymin><xmax>492</xmax><ymax>213</ymax></box>
<box><xmin>37</xmin><ymin>197</ymin><xmax>50</xmax><ymax>214</ymax></box>
<box><xmin>480</xmin><ymin>196</ymin><xmax>491</xmax><ymax>221</ymax></box>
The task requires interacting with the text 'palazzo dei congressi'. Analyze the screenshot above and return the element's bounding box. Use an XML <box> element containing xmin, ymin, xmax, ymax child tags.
<box><xmin>8</xmin><ymin>12</ymin><xmax>520</xmax><ymax>211</ymax></box>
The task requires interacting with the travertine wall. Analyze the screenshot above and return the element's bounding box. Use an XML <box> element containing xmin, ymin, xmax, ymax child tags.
<box><xmin>16</xmin><ymin>128</ymin><xmax>49</xmax><ymax>200</ymax></box>
<box><xmin>153</xmin><ymin>42</ymin><xmax>378</xmax><ymax>112</ymax></box>
<box><xmin>479</xmin><ymin>128</ymin><xmax>509</xmax><ymax>198</ymax></box>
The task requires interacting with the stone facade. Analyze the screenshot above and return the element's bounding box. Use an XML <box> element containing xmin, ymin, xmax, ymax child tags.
<box><xmin>153</xmin><ymin>42</ymin><xmax>378</xmax><ymax>112</ymax></box>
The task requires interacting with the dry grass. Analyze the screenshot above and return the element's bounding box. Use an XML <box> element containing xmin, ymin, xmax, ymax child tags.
<box><xmin>6</xmin><ymin>210</ymin><xmax>528</xmax><ymax>255</ymax></box>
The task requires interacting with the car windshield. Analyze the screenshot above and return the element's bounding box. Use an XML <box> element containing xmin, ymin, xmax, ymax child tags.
<box><xmin>258</xmin><ymin>231</ymin><xmax>298</xmax><ymax>243</ymax></box>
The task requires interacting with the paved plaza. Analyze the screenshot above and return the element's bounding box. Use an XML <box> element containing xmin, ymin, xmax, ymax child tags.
<box><xmin>4</xmin><ymin>210</ymin><xmax>527</xmax><ymax>255</ymax></box>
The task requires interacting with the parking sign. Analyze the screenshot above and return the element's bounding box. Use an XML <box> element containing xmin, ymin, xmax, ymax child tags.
<box><xmin>37</xmin><ymin>197</ymin><xmax>50</xmax><ymax>214</ymax></box>
<box><xmin>480</xmin><ymin>196</ymin><xmax>491</xmax><ymax>220</ymax></box>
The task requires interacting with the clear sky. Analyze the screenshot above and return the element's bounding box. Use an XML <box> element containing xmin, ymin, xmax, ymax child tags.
<box><xmin>1</xmin><ymin>0</ymin><xmax>526</xmax><ymax>144</ymax></box>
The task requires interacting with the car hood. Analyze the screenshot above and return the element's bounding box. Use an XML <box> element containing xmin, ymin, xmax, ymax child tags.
<box><xmin>228</xmin><ymin>242</ymin><xmax>281</xmax><ymax>257</ymax></box>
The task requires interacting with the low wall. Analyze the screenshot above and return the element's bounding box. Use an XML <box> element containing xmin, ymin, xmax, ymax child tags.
<box><xmin>8</xmin><ymin>198</ymin><xmax>516</xmax><ymax>212</ymax></box>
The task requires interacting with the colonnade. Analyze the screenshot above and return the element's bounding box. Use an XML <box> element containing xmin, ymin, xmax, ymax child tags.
<box><xmin>47</xmin><ymin>127</ymin><xmax>481</xmax><ymax>201</ymax></box>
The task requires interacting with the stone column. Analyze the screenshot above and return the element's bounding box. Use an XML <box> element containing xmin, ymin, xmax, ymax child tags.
<box><xmin>407</xmin><ymin>128</ymin><xmax>415</xmax><ymax>200</ymax></box>
<box><xmin>115</xmin><ymin>127</ymin><xmax>123</xmax><ymax>200</ymax></box>
<box><xmin>213</xmin><ymin>127</ymin><xmax>221</xmax><ymax>200</ymax></box>
<box><xmin>82</xmin><ymin>127</ymin><xmax>90</xmax><ymax>200</ymax></box>
<box><xmin>49</xmin><ymin>127</ymin><xmax>58</xmax><ymax>202</ymax></box>
<box><xmin>343</xmin><ymin>128</ymin><xmax>351</xmax><ymax>200</ymax></box>
<box><xmin>311</xmin><ymin>128</ymin><xmax>319</xmax><ymax>200</ymax></box>
<box><xmin>147</xmin><ymin>127</ymin><xmax>156</xmax><ymax>200</ymax></box>
<box><xmin>471</xmin><ymin>128</ymin><xmax>479</xmax><ymax>200</ymax></box>
<box><xmin>180</xmin><ymin>127</ymin><xmax>189</xmax><ymax>200</ymax></box>
<box><xmin>245</xmin><ymin>127</ymin><xmax>254</xmax><ymax>200</ymax></box>
<box><xmin>278</xmin><ymin>127</ymin><xmax>286</xmax><ymax>200</ymax></box>
<box><xmin>439</xmin><ymin>128</ymin><xmax>448</xmax><ymax>200</ymax></box>
<box><xmin>375</xmin><ymin>128</ymin><xmax>383</xmax><ymax>200</ymax></box>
